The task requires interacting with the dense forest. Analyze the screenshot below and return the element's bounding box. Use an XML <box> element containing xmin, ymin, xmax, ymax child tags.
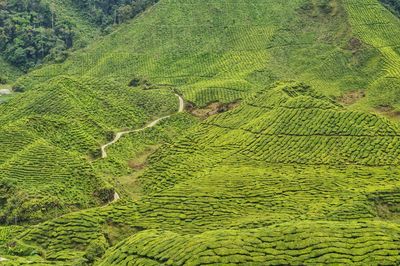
<box><xmin>0</xmin><ymin>0</ymin><xmax>157</xmax><ymax>72</ymax></box>
<box><xmin>0</xmin><ymin>0</ymin><xmax>73</xmax><ymax>71</ymax></box>
<box><xmin>380</xmin><ymin>0</ymin><xmax>400</xmax><ymax>17</ymax></box>
<box><xmin>70</xmin><ymin>0</ymin><xmax>158</xmax><ymax>29</ymax></box>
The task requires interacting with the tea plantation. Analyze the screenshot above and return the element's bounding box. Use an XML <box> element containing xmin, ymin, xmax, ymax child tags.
<box><xmin>98</xmin><ymin>221</ymin><xmax>400</xmax><ymax>265</ymax></box>
<box><xmin>0</xmin><ymin>75</ymin><xmax>181</xmax><ymax>223</ymax></box>
<box><xmin>0</xmin><ymin>0</ymin><xmax>400</xmax><ymax>265</ymax></box>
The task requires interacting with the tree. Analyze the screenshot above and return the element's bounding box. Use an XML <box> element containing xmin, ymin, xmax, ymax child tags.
<box><xmin>0</xmin><ymin>0</ymin><xmax>159</xmax><ymax>71</ymax></box>
<box><xmin>117</xmin><ymin>4</ymin><xmax>132</xmax><ymax>24</ymax></box>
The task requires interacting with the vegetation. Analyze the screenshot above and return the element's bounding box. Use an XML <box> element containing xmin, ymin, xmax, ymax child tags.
<box><xmin>0</xmin><ymin>76</ymin><xmax>179</xmax><ymax>223</ymax></box>
<box><xmin>0</xmin><ymin>0</ymin><xmax>75</xmax><ymax>70</ymax></box>
<box><xmin>0</xmin><ymin>0</ymin><xmax>399</xmax><ymax>264</ymax></box>
<box><xmin>0</xmin><ymin>56</ymin><xmax>22</xmax><ymax>83</ymax></box>
<box><xmin>98</xmin><ymin>221</ymin><xmax>400</xmax><ymax>265</ymax></box>
<box><xmin>15</xmin><ymin>0</ymin><xmax>398</xmax><ymax>114</ymax></box>
<box><xmin>0</xmin><ymin>0</ymin><xmax>158</xmax><ymax>74</ymax></box>
<box><xmin>380</xmin><ymin>0</ymin><xmax>400</xmax><ymax>17</ymax></box>
<box><xmin>68</xmin><ymin>0</ymin><xmax>159</xmax><ymax>28</ymax></box>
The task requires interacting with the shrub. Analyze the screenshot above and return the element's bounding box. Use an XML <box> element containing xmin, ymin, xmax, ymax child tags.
<box><xmin>318</xmin><ymin>0</ymin><xmax>333</xmax><ymax>14</ymax></box>
<box><xmin>12</xmin><ymin>85</ymin><xmax>25</xmax><ymax>92</ymax></box>
<box><xmin>84</xmin><ymin>236</ymin><xmax>109</xmax><ymax>263</ymax></box>
<box><xmin>128</xmin><ymin>77</ymin><xmax>149</xmax><ymax>87</ymax></box>
<box><xmin>0</xmin><ymin>76</ymin><xmax>7</xmax><ymax>84</ymax></box>
<box><xmin>94</xmin><ymin>183</ymin><xmax>115</xmax><ymax>203</ymax></box>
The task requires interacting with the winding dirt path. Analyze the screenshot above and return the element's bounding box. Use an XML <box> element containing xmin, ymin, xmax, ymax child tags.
<box><xmin>101</xmin><ymin>94</ymin><xmax>184</xmax><ymax>159</ymax></box>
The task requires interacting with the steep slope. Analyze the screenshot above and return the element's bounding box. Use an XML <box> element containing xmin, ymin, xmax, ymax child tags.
<box><xmin>7</xmin><ymin>82</ymin><xmax>400</xmax><ymax>264</ymax></box>
<box><xmin>0</xmin><ymin>140</ymin><xmax>104</xmax><ymax>224</ymax></box>
<box><xmin>0</xmin><ymin>0</ymin><xmax>400</xmax><ymax>264</ymax></box>
<box><xmin>98</xmin><ymin>222</ymin><xmax>400</xmax><ymax>265</ymax></box>
<box><xmin>0</xmin><ymin>0</ymin><xmax>100</xmax><ymax>73</ymax></box>
<box><xmin>41</xmin><ymin>0</ymin><xmax>102</xmax><ymax>48</ymax></box>
<box><xmin>0</xmin><ymin>76</ymin><xmax>180</xmax><ymax>223</ymax></box>
<box><xmin>0</xmin><ymin>0</ymin><xmax>158</xmax><ymax>76</ymax></box>
<box><xmin>130</xmin><ymin>83</ymin><xmax>400</xmax><ymax>236</ymax></box>
<box><xmin>345</xmin><ymin>0</ymin><xmax>400</xmax><ymax>111</ymax></box>
<box><xmin>13</xmin><ymin>1</ymin><xmax>337</xmax><ymax>93</ymax></box>
<box><xmin>16</xmin><ymin>0</ymin><xmax>400</xmax><ymax>113</ymax></box>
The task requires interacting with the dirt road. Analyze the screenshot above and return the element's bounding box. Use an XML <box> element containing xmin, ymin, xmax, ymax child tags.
<box><xmin>101</xmin><ymin>94</ymin><xmax>184</xmax><ymax>159</ymax></box>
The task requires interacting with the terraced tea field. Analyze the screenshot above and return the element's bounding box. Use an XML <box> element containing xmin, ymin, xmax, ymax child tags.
<box><xmin>0</xmin><ymin>0</ymin><xmax>400</xmax><ymax>264</ymax></box>
<box><xmin>16</xmin><ymin>0</ymin><xmax>388</xmax><ymax>109</ymax></box>
<box><xmin>101</xmin><ymin>94</ymin><xmax>185</xmax><ymax>158</ymax></box>
<box><xmin>344</xmin><ymin>0</ymin><xmax>400</xmax><ymax>109</ymax></box>
<box><xmin>3</xmin><ymin>82</ymin><xmax>400</xmax><ymax>264</ymax></box>
<box><xmin>0</xmin><ymin>75</ymin><xmax>181</xmax><ymax>223</ymax></box>
<box><xmin>98</xmin><ymin>221</ymin><xmax>400</xmax><ymax>265</ymax></box>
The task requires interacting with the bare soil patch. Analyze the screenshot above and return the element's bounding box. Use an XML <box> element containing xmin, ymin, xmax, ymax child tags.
<box><xmin>337</xmin><ymin>90</ymin><xmax>365</xmax><ymax>105</ymax></box>
<box><xmin>188</xmin><ymin>101</ymin><xmax>240</xmax><ymax>118</ymax></box>
<box><xmin>375</xmin><ymin>105</ymin><xmax>400</xmax><ymax>120</ymax></box>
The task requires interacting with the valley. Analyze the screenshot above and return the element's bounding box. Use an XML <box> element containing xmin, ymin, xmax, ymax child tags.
<box><xmin>0</xmin><ymin>0</ymin><xmax>399</xmax><ymax>265</ymax></box>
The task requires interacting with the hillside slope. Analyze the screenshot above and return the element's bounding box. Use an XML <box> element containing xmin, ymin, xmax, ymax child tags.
<box><xmin>0</xmin><ymin>0</ymin><xmax>400</xmax><ymax>264</ymax></box>
<box><xmin>0</xmin><ymin>0</ymin><xmax>158</xmax><ymax>77</ymax></box>
<box><xmin>0</xmin><ymin>76</ymin><xmax>180</xmax><ymax>223</ymax></box>
<box><xmin>16</xmin><ymin>0</ymin><xmax>400</xmax><ymax>113</ymax></box>
<box><xmin>8</xmin><ymin>82</ymin><xmax>400</xmax><ymax>264</ymax></box>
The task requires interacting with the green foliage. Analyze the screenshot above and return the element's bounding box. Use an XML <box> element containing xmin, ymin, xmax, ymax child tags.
<box><xmin>0</xmin><ymin>0</ymin><xmax>74</xmax><ymax>70</ymax></box>
<box><xmin>69</xmin><ymin>0</ymin><xmax>159</xmax><ymax>27</ymax></box>
<box><xmin>1</xmin><ymin>0</ymin><xmax>400</xmax><ymax>264</ymax></box>
<box><xmin>0</xmin><ymin>76</ymin><xmax>179</xmax><ymax>223</ymax></box>
<box><xmin>0</xmin><ymin>56</ymin><xmax>22</xmax><ymax>82</ymax></box>
<box><xmin>94</xmin><ymin>183</ymin><xmax>115</xmax><ymax>204</ymax></box>
<box><xmin>0</xmin><ymin>140</ymin><xmax>103</xmax><ymax>224</ymax></box>
<box><xmin>345</xmin><ymin>0</ymin><xmax>400</xmax><ymax>111</ymax></box>
<box><xmin>97</xmin><ymin>221</ymin><xmax>400</xmax><ymax>265</ymax></box>
<box><xmin>12</xmin><ymin>81</ymin><xmax>400</xmax><ymax>264</ymax></box>
<box><xmin>16</xmin><ymin>0</ymin><xmax>398</xmax><ymax>112</ymax></box>
<box><xmin>0</xmin><ymin>0</ymin><xmax>158</xmax><ymax>72</ymax></box>
<box><xmin>92</xmin><ymin>112</ymin><xmax>197</xmax><ymax>178</ymax></box>
<box><xmin>369</xmin><ymin>77</ymin><xmax>400</xmax><ymax>109</ymax></box>
<box><xmin>84</xmin><ymin>236</ymin><xmax>108</xmax><ymax>263</ymax></box>
<box><xmin>380</xmin><ymin>0</ymin><xmax>400</xmax><ymax>17</ymax></box>
<box><xmin>6</xmin><ymin>240</ymin><xmax>39</xmax><ymax>257</ymax></box>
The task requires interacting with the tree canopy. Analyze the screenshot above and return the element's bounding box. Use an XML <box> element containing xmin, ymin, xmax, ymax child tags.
<box><xmin>0</xmin><ymin>0</ymin><xmax>73</xmax><ymax>70</ymax></box>
<box><xmin>70</xmin><ymin>0</ymin><xmax>158</xmax><ymax>28</ymax></box>
<box><xmin>0</xmin><ymin>0</ymin><xmax>157</xmax><ymax>71</ymax></box>
<box><xmin>380</xmin><ymin>0</ymin><xmax>400</xmax><ymax>17</ymax></box>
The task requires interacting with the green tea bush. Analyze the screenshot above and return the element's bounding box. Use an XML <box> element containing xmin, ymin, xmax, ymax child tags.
<box><xmin>2</xmin><ymin>0</ymin><xmax>400</xmax><ymax>263</ymax></box>
<box><xmin>84</xmin><ymin>236</ymin><xmax>109</xmax><ymax>263</ymax></box>
<box><xmin>0</xmin><ymin>76</ymin><xmax>7</xmax><ymax>84</ymax></box>
<box><xmin>97</xmin><ymin>221</ymin><xmax>400</xmax><ymax>265</ymax></box>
